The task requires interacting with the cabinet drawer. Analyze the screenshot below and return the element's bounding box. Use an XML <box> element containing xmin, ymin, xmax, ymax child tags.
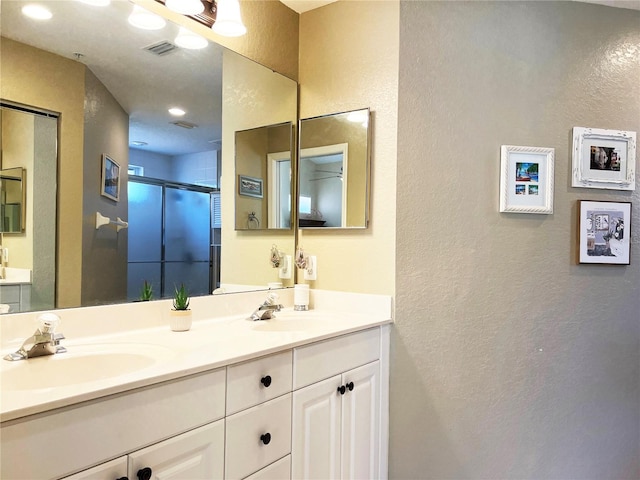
<box><xmin>225</xmin><ymin>394</ymin><xmax>292</xmax><ymax>480</ymax></box>
<box><xmin>293</xmin><ymin>327</ymin><xmax>380</xmax><ymax>389</ymax></box>
<box><xmin>128</xmin><ymin>420</ymin><xmax>224</xmax><ymax>479</ymax></box>
<box><xmin>61</xmin><ymin>456</ymin><xmax>127</xmax><ymax>479</ymax></box>
<box><xmin>244</xmin><ymin>455</ymin><xmax>291</xmax><ymax>480</ymax></box>
<box><xmin>1</xmin><ymin>368</ymin><xmax>226</xmax><ymax>480</ymax></box>
<box><xmin>227</xmin><ymin>350</ymin><xmax>292</xmax><ymax>415</ymax></box>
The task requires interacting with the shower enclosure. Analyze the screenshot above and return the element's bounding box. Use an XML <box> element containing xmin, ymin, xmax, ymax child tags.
<box><xmin>127</xmin><ymin>177</ymin><xmax>220</xmax><ymax>301</ymax></box>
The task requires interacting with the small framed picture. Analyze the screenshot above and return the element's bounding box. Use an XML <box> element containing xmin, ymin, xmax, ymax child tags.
<box><xmin>238</xmin><ymin>175</ymin><xmax>263</xmax><ymax>198</ymax></box>
<box><xmin>579</xmin><ymin>200</ymin><xmax>631</xmax><ymax>265</ymax></box>
<box><xmin>101</xmin><ymin>154</ymin><xmax>120</xmax><ymax>202</ymax></box>
<box><xmin>499</xmin><ymin>145</ymin><xmax>554</xmax><ymax>214</ymax></box>
<box><xmin>572</xmin><ymin>127</ymin><xmax>636</xmax><ymax>191</ymax></box>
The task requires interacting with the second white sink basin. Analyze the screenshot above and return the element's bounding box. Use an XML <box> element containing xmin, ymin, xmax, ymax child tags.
<box><xmin>2</xmin><ymin>343</ymin><xmax>174</xmax><ymax>390</ymax></box>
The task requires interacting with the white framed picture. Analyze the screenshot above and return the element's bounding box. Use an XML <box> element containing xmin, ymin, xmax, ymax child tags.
<box><xmin>572</xmin><ymin>127</ymin><xmax>636</xmax><ymax>191</ymax></box>
<box><xmin>499</xmin><ymin>145</ymin><xmax>554</xmax><ymax>214</ymax></box>
<box><xmin>578</xmin><ymin>200</ymin><xmax>631</xmax><ymax>265</ymax></box>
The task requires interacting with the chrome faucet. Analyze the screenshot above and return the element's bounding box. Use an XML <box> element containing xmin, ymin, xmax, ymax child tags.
<box><xmin>4</xmin><ymin>313</ymin><xmax>66</xmax><ymax>361</ymax></box>
<box><xmin>248</xmin><ymin>292</ymin><xmax>283</xmax><ymax>321</ymax></box>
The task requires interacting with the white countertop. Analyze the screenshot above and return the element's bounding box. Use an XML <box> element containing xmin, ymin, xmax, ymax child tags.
<box><xmin>0</xmin><ymin>289</ymin><xmax>392</xmax><ymax>423</ymax></box>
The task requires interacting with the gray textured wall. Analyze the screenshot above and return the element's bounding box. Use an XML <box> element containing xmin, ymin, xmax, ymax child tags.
<box><xmin>392</xmin><ymin>1</ymin><xmax>639</xmax><ymax>478</ymax></box>
<box><xmin>81</xmin><ymin>69</ymin><xmax>129</xmax><ymax>306</ymax></box>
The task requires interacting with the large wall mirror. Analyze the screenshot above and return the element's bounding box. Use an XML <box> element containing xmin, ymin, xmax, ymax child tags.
<box><xmin>298</xmin><ymin>108</ymin><xmax>371</xmax><ymax>229</ymax></box>
<box><xmin>0</xmin><ymin>0</ymin><xmax>297</xmax><ymax>313</ymax></box>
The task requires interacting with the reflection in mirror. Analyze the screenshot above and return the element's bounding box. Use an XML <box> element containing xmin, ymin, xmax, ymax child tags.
<box><xmin>298</xmin><ymin>108</ymin><xmax>371</xmax><ymax>229</ymax></box>
<box><xmin>0</xmin><ymin>104</ymin><xmax>57</xmax><ymax>312</ymax></box>
<box><xmin>0</xmin><ymin>167</ymin><xmax>25</xmax><ymax>234</ymax></box>
<box><xmin>235</xmin><ymin>122</ymin><xmax>293</xmax><ymax>230</ymax></box>
<box><xmin>0</xmin><ymin>0</ymin><xmax>297</xmax><ymax>313</ymax></box>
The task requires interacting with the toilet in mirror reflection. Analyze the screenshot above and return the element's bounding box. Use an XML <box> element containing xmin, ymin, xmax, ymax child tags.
<box><xmin>298</xmin><ymin>108</ymin><xmax>371</xmax><ymax>229</ymax></box>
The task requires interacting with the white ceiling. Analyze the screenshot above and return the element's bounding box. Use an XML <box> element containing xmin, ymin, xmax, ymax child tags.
<box><xmin>2</xmin><ymin>0</ymin><xmax>224</xmax><ymax>157</ymax></box>
<box><xmin>280</xmin><ymin>0</ymin><xmax>640</xmax><ymax>14</ymax></box>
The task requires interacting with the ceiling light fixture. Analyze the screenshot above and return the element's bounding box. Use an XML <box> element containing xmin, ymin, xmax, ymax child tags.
<box><xmin>174</xmin><ymin>27</ymin><xmax>208</xmax><ymax>50</ymax></box>
<box><xmin>128</xmin><ymin>5</ymin><xmax>166</xmax><ymax>30</ymax></box>
<box><xmin>165</xmin><ymin>0</ymin><xmax>204</xmax><ymax>15</ymax></box>
<box><xmin>168</xmin><ymin>107</ymin><xmax>186</xmax><ymax>116</ymax></box>
<box><xmin>21</xmin><ymin>4</ymin><xmax>53</xmax><ymax>20</ymax></box>
<box><xmin>212</xmin><ymin>0</ymin><xmax>246</xmax><ymax>37</ymax></box>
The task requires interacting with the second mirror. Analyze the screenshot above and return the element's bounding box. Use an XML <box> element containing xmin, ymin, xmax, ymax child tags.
<box><xmin>298</xmin><ymin>108</ymin><xmax>371</xmax><ymax>229</ymax></box>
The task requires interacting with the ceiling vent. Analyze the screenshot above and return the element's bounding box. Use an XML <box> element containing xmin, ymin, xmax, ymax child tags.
<box><xmin>171</xmin><ymin>120</ymin><xmax>198</xmax><ymax>129</ymax></box>
<box><xmin>143</xmin><ymin>40</ymin><xmax>179</xmax><ymax>56</ymax></box>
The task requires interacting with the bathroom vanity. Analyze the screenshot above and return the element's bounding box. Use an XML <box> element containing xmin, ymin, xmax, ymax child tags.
<box><xmin>0</xmin><ymin>289</ymin><xmax>392</xmax><ymax>479</ymax></box>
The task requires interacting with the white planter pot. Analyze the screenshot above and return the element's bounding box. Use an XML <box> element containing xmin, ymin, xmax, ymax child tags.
<box><xmin>169</xmin><ymin>310</ymin><xmax>192</xmax><ymax>332</ymax></box>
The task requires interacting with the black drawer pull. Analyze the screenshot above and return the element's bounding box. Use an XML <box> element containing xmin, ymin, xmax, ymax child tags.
<box><xmin>261</xmin><ymin>375</ymin><xmax>272</xmax><ymax>387</ymax></box>
<box><xmin>347</xmin><ymin>381</ymin><xmax>354</xmax><ymax>391</ymax></box>
<box><xmin>137</xmin><ymin>468</ymin><xmax>152</xmax><ymax>480</ymax></box>
<box><xmin>337</xmin><ymin>385</ymin><xmax>346</xmax><ymax>395</ymax></box>
<box><xmin>260</xmin><ymin>432</ymin><xmax>272</xmax><ymax>445</ymax></box>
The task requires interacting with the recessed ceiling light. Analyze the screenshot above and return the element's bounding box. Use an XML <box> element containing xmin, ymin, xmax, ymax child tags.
<box><xmin>128</xmin><ymin>5</ymin><xmax>166</xmax><ymax>30</ymax></box>
<box><xmin>131</xmin><ymin>141</ymin><xmax>148</xmax><ymax>147</ymax></box>
<box><xmin>174</xmin><ymin>27</ymin><xmax>208</xmax><ymax>50</ymax></box>
<box><xmin>168</xmin><ymin>107</ymin><xmax>186</xmax><ymax>116</ymax></box>
<box><xmin>22</xmin><ymin>4</ymin><xmax>53</xmax><ymax>20</ymax></box>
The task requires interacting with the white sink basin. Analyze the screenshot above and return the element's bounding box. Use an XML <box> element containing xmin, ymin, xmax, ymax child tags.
<box><xmin>2</xmin><ymin>343</ymin><xmax>174</xmax><ymax>390</ymax></box>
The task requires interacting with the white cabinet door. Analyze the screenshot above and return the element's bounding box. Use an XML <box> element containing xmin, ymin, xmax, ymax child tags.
<box><xmin>292</xmin><ymin>362</ymin><xmax>380</xmax><ymax>480</ymax></box>
<box><xmin>291</xmin><ymin>375</ymin><xmax>342</xmax><ymax>480</ymax></box>
<box><xmin>61</xmin><ymin>457</ymin><xmax>128</xmax><ymax>480</ymax></box>
<box><xmin>127</xmin><ymin>420</ymin><xmax>224</xmax><ymax>480</ymax></box>
<box><xmin>341</xmin><ymin>361</ymin><xmax>380</xmax><ymax>480</ymax></box>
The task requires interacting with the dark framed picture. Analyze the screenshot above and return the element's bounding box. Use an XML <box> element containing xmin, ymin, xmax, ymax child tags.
<box><xmin>101</xmin><ymin>154</ymin><xmax>120</xmax><ymax>202</ymax></box>
<box><xmin>238</xmin><ymin>175</ymin><xmax>263</xmax><ymax>198</ymax></box>
<box><xmin>572</xmin><ymin>127</ymin><xmax>636</xmax><ymax>191</ymax></box>
<box><xmin>579</xmin><ymin>200</ymin><xmax>631</xmax><ymax>265</ymax></box>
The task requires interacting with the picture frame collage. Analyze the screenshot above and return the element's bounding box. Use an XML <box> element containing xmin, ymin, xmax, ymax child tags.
<box><xmin>499</xmin><ymin>127</ymin><xmax>636</xmax><ymax>266</ymax></box>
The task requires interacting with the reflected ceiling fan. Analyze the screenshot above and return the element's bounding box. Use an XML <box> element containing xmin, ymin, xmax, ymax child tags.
<box><xmin>310</xmin><ymin>166</ymin><xmax>343</xmax><ymax>181</ymax></box>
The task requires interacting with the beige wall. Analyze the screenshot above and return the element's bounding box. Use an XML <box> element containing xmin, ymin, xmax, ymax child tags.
<box><xmin>1</xmin><ymin>37</ymin><xmax>85</xmax><ymax>308</ymax></box>
<box><xmin>298</xmin><ymin>0</ymin><xmax>399</xmax><ymax>295</ymax></box>
<box><xmin>221</xmin><ymin>50</ymin><xmax>298</xmax><ymax>288</ymax></box>
<box><xmin>81</xmin><ymin>70</ymin><xmax>129</xmax><ymax>306</ymax></box>
<box><xmin>393</xmin><ymin>2</ymin><xmax>640</xmax><ymax>478</ymax></box>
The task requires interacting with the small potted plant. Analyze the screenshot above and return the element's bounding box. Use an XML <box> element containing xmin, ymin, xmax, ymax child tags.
<box><xmin>139</xmin><ymin>280</ymin><xmax>153</xmax><ymax>302</ymax></box>
<box><xmin>169</xmin><ymin>283</ymin><xmax>192</xmax><ymax>331</ymax></box>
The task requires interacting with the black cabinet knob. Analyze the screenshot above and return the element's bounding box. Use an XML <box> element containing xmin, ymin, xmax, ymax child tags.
<box><xmin>261</xmin><ymin>375</ymin><xmax>272</xmax><ymax>388</ymax></box>
<box><xmin>137</xmin><ymin>467</ymin><xmax>152</xmax><ymax>480</ymax></box>
<box><xmin>337</xmin><ymin>385</ymin><xmax>346</xmax><ymax>395</ymax></box>
<box><xmin>260</xmin><ymin>432</ymin><xmax>272</xmax><ymax>445</ymax></box>
<box><xmin>347</xmin><ymin>381</ymin><xmax>354</xmax><ymax>391</ymax></box>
